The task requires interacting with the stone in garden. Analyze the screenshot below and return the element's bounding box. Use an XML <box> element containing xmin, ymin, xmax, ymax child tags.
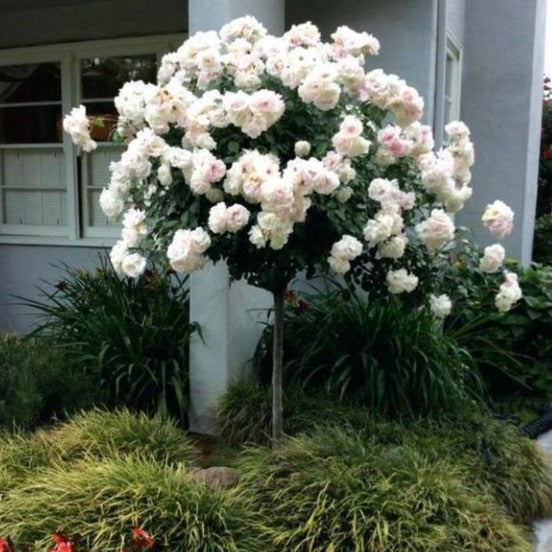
<box><xmin>189</xmin><ymin>466</ymin><xmax>239</xmax><ymax>490</ymax></box>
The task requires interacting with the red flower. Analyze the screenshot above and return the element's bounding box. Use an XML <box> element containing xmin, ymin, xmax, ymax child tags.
<box><xmin>132</xmin><ymin>527</ymin><xmax>154</xmax><ymax>549</ymax></box>
<box><xmin>49</xmin><ymin>533</ymin><xmax>73</xmax><ymax>552</ymax></box>
<box><xmin>542</xmin><ymin>149</ymin><xmax>552</xmax><ymax>160</ymax></box>
<box><xmin>0</xmin><ymin>538</ymin><xmax>13</xmax><ymax>552</ymax></box>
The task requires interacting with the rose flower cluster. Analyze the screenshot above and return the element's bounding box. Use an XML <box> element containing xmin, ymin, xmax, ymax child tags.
<box><xmin>64</xmin><ymin>16</ymin><xmax>521</xmax><ymax>315</ymax></box>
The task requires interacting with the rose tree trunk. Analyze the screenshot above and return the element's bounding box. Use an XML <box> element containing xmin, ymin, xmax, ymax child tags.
<box><xmin>272</xmin><ymin>288</ymin><xmax>285</xmax><ymax>446</ymax></box>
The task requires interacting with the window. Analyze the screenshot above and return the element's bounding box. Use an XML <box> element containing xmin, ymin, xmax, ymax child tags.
<box><xmin>0</xmin><ymin>35</ymin><xmax>183</xmax><ymax>245</ymax></box>
<box><xmin>444</xmin><ymin>36</ymin><xmax>462</xmax><ymax>125</ymax></box>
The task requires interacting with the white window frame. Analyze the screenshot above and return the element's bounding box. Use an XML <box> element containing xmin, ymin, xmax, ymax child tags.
<box><xmin>444</xmin><ymin>35</ymin><xmax>463</xmax><ymax>124</ymax></box>
<box><xmin>0</xmin><ymin>33</ymin><xmax>184</xmax><ymax>247</ymax></box>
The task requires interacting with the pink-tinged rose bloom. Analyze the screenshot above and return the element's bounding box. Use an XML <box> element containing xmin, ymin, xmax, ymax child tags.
<box><xmin>479</xmin><ymin>243</ymin><xmax>505</xmax><ymax>273</ymax></box>
<box><xmin>415</xmin><ymin>209</ymin><xmax>455</xmax><ymax>250</ymax></box>
<box><xmin>330</xmin><ymin>235</ymin><xmax>363</xmax><ymax>261</ymax></box>
<box><xmin>208</xmin><ymin>202</ymin><xmax>228</xmax><ymax>234</ymax></box>
<box><xmin>495</xmin><ymin>271</ymin><xmax>522</xmax><ymax>312</ymax></box>
<box><xmin>226</xmin><ymin>203</ymin><xmax>250</xmax><ymax>232</ymax></box>
<box><xmin>482</xmin><ymin>200</ymin><xmax>514</xmax><ymax>239</ymax></box>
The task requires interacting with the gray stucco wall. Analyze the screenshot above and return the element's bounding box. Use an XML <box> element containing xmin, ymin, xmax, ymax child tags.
<box><xmin>446</xmin><ymin>0</ymin><xmax>466</xmax><ymax>46</ymax></box>
<box><xmin>286</xmin><ymin>0</ymin><xmax>439</xmax><ymax>127</ymax></box>
<box><xmin>458</xmin><ymin>0</ymin><xmax>546</xmax><ymax>263</ymax></box>
<box><xmin>0</xmin><ymin>245</ymin><xmax>104</xmax><ymax>332</ymax></box>
<box><xmin>0</xmin><ymin>0</ymin><xmax>187</xmax><ymax>49</ymax></box>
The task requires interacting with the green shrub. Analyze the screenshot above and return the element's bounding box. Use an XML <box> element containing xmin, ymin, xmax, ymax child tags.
<box><xmin>0</xmin><ymin>455</ymin><xmax>261</xmax><ymax>552</ymax></box>
<box><xmin>236</xmin><ymin>426</ymin><xmax>532</xmax><ymax>552</ymax></box>
<box><xmin>0</xmin><ymin>431</ymin><xmax>54</xmax><ymax>497</ymax></box>
<box><xmin>218</xmin><ymin>382</ymin><xmax>552</xmax><ymax>525</ymax></box>
<box><xmin>533</xmin><ymin>215</ymin><xmax>552</xmax><ymax>264</ymax></box>
<box><xmin>0</xmin><ymin>334</ymin><xmax>99</xmax><ymax>429</ymax></box>
<box><xmin>51</xmin><ymin>409</ymin><xmax>198</xmax><ymax>465</ymax></box>
<box><xmin>255</xmin><ymin>283</ymin><xmax>481</xmax><ymax>417</ymax></box>
<box><xmin>20</xmin><ymin>257</ymin><xmax>199</xmax><ymax>423</ymax></box>
<box><xmin>445</xmin><ymin>260</ymin><xmax>552</xmax><ymax>398</ymax></box>
<box><xmin>217</xmin><ymin>382</ymin><xmax>372</xmax><ymax>446</ymax></box>
<box><xmin>0</xmin><ymin>410</ymin><xmax>197</xmax><ymax>498</ymax></box>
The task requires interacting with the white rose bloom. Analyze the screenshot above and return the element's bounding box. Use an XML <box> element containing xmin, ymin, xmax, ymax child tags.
<box><xmin>109</xmin><ymin>240</ymin><xmax>128</xmax><ymax>274</ymax></box>
<box><xmin>157</xmin><ymin>163</ymin><xmax>173</xmax><ymax>187</ymax></box>
<box><xmin>328</xmin><ymin>255</ymin><xmax>351</xmax><ymax>274</ymax></box>
<box><xmin>363</xmin><ymin>212</ymin><xmax>394</xmax><ymax>245</ymax></box>
<box><xmin>495</xmin><ymin>271</ymin><xmax>522</xmax><ymax>312</ymax></box>
<box><xmin>386</xmin><ymin>268</ymin><xmax>418</xmax><ymax>294</ymax></box>
<box><xmin>378</xmin><ymin>235</ymin><xmax>407</xmax><ymax>259</ymax></box>
<box><xmin>415</xmin><ymin>209</ymin><xmax>455</xmax><ymax>250</ymax></box>
<box><xmin>99</xmin><ymin>188</ymin><xmax>125</xmax><ymax>220</ymax></box>
<box><xmin>208</xmin><ymin>202</ymin><xmax>228</xmax><ymax>234</ymax></box>
<box><xmin>482</xmin><ymin>200</ymin><xmax>514</xmax><ymax>239</ymax></box>
<box><xmin>479</xmin><ymin>244</ymin><xmax>505</xmax><ymax>273</ymax></box>
<box><xmin>294</xmin><ymin>140</ymin><xmax>311</xmax><ymax>158</ymax></box>
<box><xmin>63</xmin><ymin>105</ymin><xmax>97</xmax><ymax>152</ymax></box>
<box><xmin>429</xmin><ymin>294</ymin><xmax>452</xmax><ymax>319</ymax></box>
<box><xmin>249</xmin><ymin>225</ymin><xmax>266</xmax><ymax>248</ymax></box>
<box><xmin>226</xmin><ymin>204</ymin><xmax>250</xmax><ymax>232</ymax></box>
<box><xmin>331</xmin><ymin>235</ymin><xmax>363</xmax><ymax>261</ymax></box>
<box><xmin>121</xmin><ymin>253</ymin><xmax>147</xmax><ymax>279</ymax></box>
<box><xmin>368</xmin><ymin>178</ymin><xmax>393</xmax><ymax>203</ymax></box>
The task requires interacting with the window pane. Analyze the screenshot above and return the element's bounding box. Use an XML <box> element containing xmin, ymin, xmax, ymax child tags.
<box><xmin>0</xmin><ymin>63</ymin><xmax>61</xmax><ymax>104</ymax></box>
<box><xmin>81</xmin><ymin>55</ymin><xmax>157</xmax><ymax>99</ymax></box>
<box><xmin>0</xmin><ymin>105</ymin><xmax>62</xmax><ymax>144</ymax></box>
<box><xmin>1</xmin><ymin>148</ymin><xmax>66</xmax><ymax>227</ymax></box>
<box><xmin>83</xmin><ymin>145</ymin><xmax>124</xmax><ymax>230</ymax></box>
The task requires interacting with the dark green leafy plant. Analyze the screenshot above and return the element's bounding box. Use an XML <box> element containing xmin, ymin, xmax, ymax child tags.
<box><xmin>255</xmin><ymin>281</ymin><xmax>481</xmax><ymax>417</ymax></box>
<box><xmin>442</xmin><ymin>243</ymin><xmax>552</xmax><ymax>398</ymax></box>
<box><xmin>0</xmin><ymin>334</ymin><xmax>99</xmax><ymax>429</ymax></box>
<box><xmin>19</xmin><ymin>257</ymin><xmax>198</xmax><ymax>423</ymax></box>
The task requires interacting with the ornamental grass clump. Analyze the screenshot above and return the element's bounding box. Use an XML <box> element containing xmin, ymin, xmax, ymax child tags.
<box><xmin>0</xmin><ymin>455</ymin><xmax>261</xmax><ymax>552</ymax></box>
<box><xmin>50</xmin><ymin>409</ymin><xmax>198</xmax><ymax>465</ymax></box>
<box><xmin>64</xmin><ymin>16</ymin><xmax>521</xmax><ymax>443</ymax></box>
<box><xmin>236</xmin><ymin>426</ymin><xmax>532</xmax><ymax>552</ymax></box>
<box><xmin>0</xmin><ymin>410</ymin><xmax>197</xmax><ymax>499</ymax></box>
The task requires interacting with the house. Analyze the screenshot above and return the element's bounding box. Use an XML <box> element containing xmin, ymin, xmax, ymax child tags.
<box><xmin>0</xmin><ymin>0</ymin><xmax>546</xmax><ymax>431</ymax></box>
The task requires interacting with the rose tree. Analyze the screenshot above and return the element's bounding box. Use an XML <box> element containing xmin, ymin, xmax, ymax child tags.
<box><xmin>64</xmin><ymin>16</ymin><xmax>520</xmax><ymax>444</ymax></box>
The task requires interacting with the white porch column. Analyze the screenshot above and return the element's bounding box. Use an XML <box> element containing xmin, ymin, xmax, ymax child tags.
<box><xmin>188</xmin><ymin>0</ymin><xmax>284</xmax><ymax>434</ymax></box>
<box><xmin>459</xmin><ymin>0</ymin><xmax>547</xmax><ymax>263</ymax></box>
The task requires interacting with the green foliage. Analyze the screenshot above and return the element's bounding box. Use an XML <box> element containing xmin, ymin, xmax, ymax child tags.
<box><xmin>236</xmin><ymin>425</ymin><xmax>533</xmax><ymax>552</ymax></box>
<box><xmin>0</xmin><ymin>455</ymin><xmax>261</xmax><ymax>552</ymax></box>
<box><xmin>218</xmin><ymin>382</ymin><xmax>552</xmax><ymax>528</ymax></box>
<box><xmin>0</xmin><ymin>409</ymin><xmax>197</xmax><ymax>497</ymax></box>
<box><xmin>255</xmin><ymin>282</ymin><xmax>481</xmax><ymax>417</ymax></box>
<box><xmin>536</xmin><ymin>88</ymin><xmax>552</xmax><ymax>219</ymax></box>
<box><xmin>1</xmin><ymin>406</ymin><xmax>549</xmax><ymax>552</ymax></box>
<box><xmin>20</xmin><ymin>257</ymin><xmax>198</xmax><ymax>423</ymax></box>
<box><xmin>444</xmin><ymin>253</ymin><xmax>552</xmax><ymax>398</ymax></box>
<box><xmin>50</xmin><ymin>409</ymin><xmax>198</xmax><ymax>465</ymax></box>
<box><xmin>0</xmin><ymin>334</ymin><xmax>99</xmax><ymax>429</ymax></box>
<box><xmin>533</xmin><ymin>215</ymin><xmax>552</xmax><ymax>264</ymax></box>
